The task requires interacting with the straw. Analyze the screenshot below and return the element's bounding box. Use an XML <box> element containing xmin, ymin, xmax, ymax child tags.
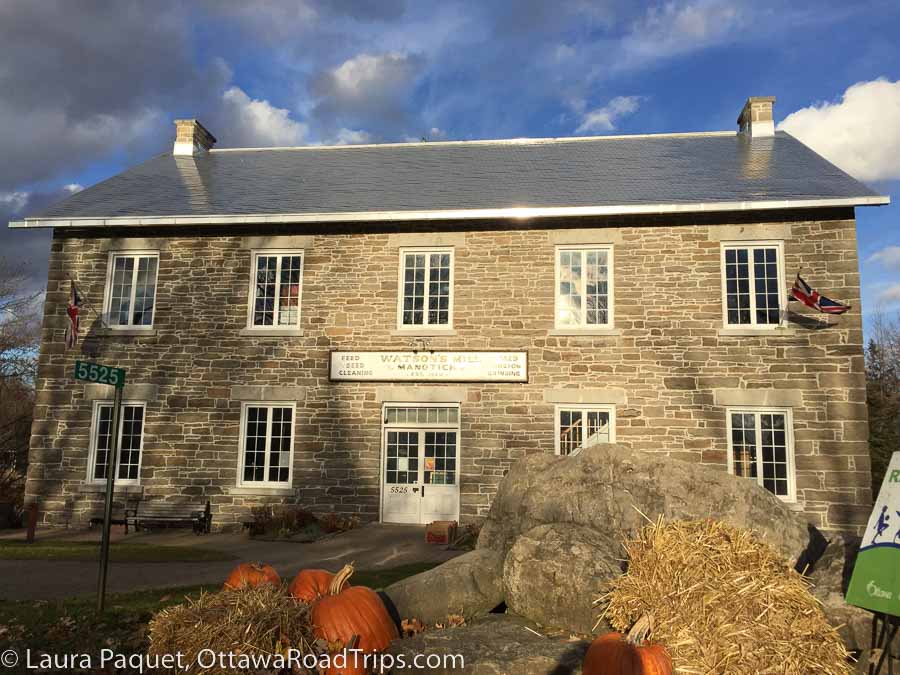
<box><xmin>597</xmin><ymin>518</ymin><xmax>852</xmax><ymax>675</ymax></box>
<box><xmin>148</xmin><ymin>584</ymin><xmax>319</xmax><ymax>674</ymax></box>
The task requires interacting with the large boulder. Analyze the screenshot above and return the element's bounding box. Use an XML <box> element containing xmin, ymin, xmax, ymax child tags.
<box><xmin>807</xmin><ymin>535</ymin><xmax>874</xmax><ymax>654</ymax></box>
<box><xmin>385</xmin><ymin>614</ymin><xmax>590</xmax><ymax>674</ymax></box>
<box><xmin>478</xmin><ymin>443</ymin><xmax>815</xmax><ymax>564</ymax></box>
<box><xmin>384</xmin><ymin>548</ymin><xmax>505</xmax><ymax>625</ymax></box>
<box><xmin>503</xmin><ymin>523</ymin><xmax>621</xmax><ymax>634</ymax></box>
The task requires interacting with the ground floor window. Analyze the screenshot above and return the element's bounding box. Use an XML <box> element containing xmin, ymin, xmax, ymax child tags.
<box><xmin>88</xmin><ymin>401</ymin><xmax>145</xmax><ymax>483</ymax></box>
<box><xmin>726</xmin><ymin>407</ymin><xmax>795</xmax><ymax>501</ymax></box>
<box><xmin>239</xmin><ymin>403</ymin><xmax>294</xmax><ymax>486</ymax></box>
<box><xmin>555</xmin><ymin>404</ymin><xmax>615</xmax><ymax>455</ymax></box>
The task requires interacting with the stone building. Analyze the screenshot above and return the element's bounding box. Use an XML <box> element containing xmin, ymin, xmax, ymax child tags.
<box><xmin>11</xmin><ymin>96</ymin><xmax>889</xmax><ymax>533</ymax></box>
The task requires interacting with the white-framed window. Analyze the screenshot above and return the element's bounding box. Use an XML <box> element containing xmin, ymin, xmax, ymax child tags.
<box><xmin>726</xmin><ymin>407</ymin><xmax>796</xmax><ymax>501</ymax></box>
<box><xmin>237</xmin><ymin>402</ymin><xmax>295</xmax><ymax>486</ymax></box>
<box><xmin>721</xmin><ymin>241</ymin><xmax>785</xmax><ymax>327</ymax></box>
<box><xmin>103</xmin><ymin>251</ymin><xmax>159</xmax><ymax>328</ymax></box>
<box><xmin>87</xmin><ymin>401</ymin><xmax>146</xmax><ymax>484</ymax></box>
<box><xmin>555</xmin><ymin>404</ymin><xmax>615</xmax><ymax>456</ymax></box>
<box><xmin>397</xmin><ymin>248</ymin><xmax>454</xmax><ymax>328</ymax></box>
<box><xmin>247</xmin><ymin>250</ymin><xmax>304</xmax><ymax>329</ymax></box>
<box><xmin>555</xmin><ymin>246</ymin><xmax>614</xmax><ymax>329</ymax></box>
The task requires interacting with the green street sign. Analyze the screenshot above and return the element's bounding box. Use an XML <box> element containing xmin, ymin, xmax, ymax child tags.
<box><xmin>845</xmin><ymin>451</ymin><xmax>900</xmax><ymax>617</ymax></box>
<box><xmin>73</xmin><ymin>360</ymin><xmax>126</xmax><ymax>389</ymax></box>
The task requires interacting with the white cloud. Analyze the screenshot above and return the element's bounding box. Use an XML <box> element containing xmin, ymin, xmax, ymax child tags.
<box><xmin>877</xmin><ymin>283</ymin><xmax>900</xmax><ymax>307</ymax></box>
<box><xmin>332</xmin><ymin>128</ymin><xmax>373</xmax><ymax>145</ymax></box>
<box><xmin>575</xmin><ymin>96</ymin><xmax>642</xmax><ymax>134</ymax></box>
<box><xmin>778</xmin><ymin>79</ymin><xmax>900</xmax><ymax>182</ymax></box>
<box><xmin>0</xmin><ymin>191</ymin><xmax>29</xmax><ymax>214</ymax></box>
<box><xmin>616</xmin><ymin>0</ymin><xmax>745</xmax><ymax>71</ymax></box>
<box><xmin>64</xmin><ymin>183</ymin><xmax>84</xmax><ymax>194</ymax></box>
<box><xmin>220</xmin><ymin>86</ymin><xmax>308</xmax><ymax>147</ymax></box>
<box><xmin>328</xmin><ymin>52</ymin><xmax>423</xmax><ymax>102</ymax></box>
<box><xmin>868</xmin><ymin>245</ymin><xmax>900</xmax><ymax>270</ymax></box>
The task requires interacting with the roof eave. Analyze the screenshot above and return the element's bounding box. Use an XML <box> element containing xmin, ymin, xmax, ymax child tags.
<box><xmin>8</xmin><ymin>195</ymin><xmax>891</xmax><ymax>229</ymax></box>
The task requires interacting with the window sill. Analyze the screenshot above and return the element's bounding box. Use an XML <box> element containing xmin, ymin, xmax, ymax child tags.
<box><xmin>78</xmin><ymin>482</ymin><xmax>144</xmax><ymax>494</ymax></box>
<box><xmin>227</xmin><ymin>486</ymin><xmax>295</xmax><ymax>497</ymax></box>
<box><xmin>239</xmin><ymin>328</ymin><xmax>304</xmax><ymax>337</ymax></box>
<box><xmin>390</xmin><ymin>328</ymin><xmax>458</xmax><ymax>337</ymax></box>
<box><xmin>99</xmin><ymin>327</ymin><xmax>157</xmax><ymax>337</ymax></box>
<box><xmin>717</xmin><ymin>326</ymin><xmax>791</xmax><ymax>337</ymax></box>
<box><xmin>549</xmin><ymin>328</ymin><xmax>621</xmax><ymax>337</ymax></box>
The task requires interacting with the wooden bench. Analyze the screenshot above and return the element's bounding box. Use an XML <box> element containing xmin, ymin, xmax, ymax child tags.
<box><xmin>126</xmin><ymin>500</ymin><xmax>212</xmax><ymax>535</ymax></box>
<box><xmin>89</xmin><ymin>496</ymin><xmax>141</xmax><ymax>534</ymax></box>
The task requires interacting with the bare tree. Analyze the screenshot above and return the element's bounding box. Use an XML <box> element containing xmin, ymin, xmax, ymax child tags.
<box><xmin>0</xmin><ymin>260</ymin><xmax>42</xmax><ymax>522</ymax></box>
<box><xmin>866</xmin><ymin>311</ymin><xmax>900</xmax><ymax>491</ymax></box>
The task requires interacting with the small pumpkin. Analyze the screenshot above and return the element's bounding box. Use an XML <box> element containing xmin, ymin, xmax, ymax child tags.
<box><xmin>223</xmin><ymin>562</ymin><xmax>281</xmax><ymax>590</ymax></box>
<box><xmin>288</xmin><ymin>568</ymin><xmax>335</xmax><ymax>602</ymax></box>
<box><xmin>583</xmin><ymin>615</ymin><xmax>672</xmax><ymax>675</ymax></box>
<box><xmin>311</xmin><ymin>563</ymin><xmax>399</xmax><ymax>658</ymax></box>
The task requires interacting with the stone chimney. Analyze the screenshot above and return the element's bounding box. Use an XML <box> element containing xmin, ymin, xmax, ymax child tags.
<box><xmin>173</xmin><ymin>119</ymin><xmax>216</xmax><ymax>156</ymax></box>
<box><xmin>737</xmin><ymin>96</ymin><xmax>775</xmax><ymax>138</ymax></box>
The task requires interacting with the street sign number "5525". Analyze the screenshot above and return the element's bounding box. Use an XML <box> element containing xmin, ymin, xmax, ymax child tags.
<box><xmin>74</xmin><ymin>361</ymin><xmax>126</xmax><ymax>388</ymax></box>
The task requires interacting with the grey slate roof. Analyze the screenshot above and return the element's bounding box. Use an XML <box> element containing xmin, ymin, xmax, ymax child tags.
<box><xmin>18</xmin><ymin>131</ymin><xmax>888</xmax><ymax>225</ymax></box>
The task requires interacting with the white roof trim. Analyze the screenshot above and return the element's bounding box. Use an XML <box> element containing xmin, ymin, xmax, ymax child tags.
<box><xmin>8</xmin><ymin>196</ymin><xmax>890</xmax><ymax>229</ymax></box>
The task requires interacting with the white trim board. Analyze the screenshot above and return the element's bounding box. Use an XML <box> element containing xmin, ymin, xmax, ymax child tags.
<box><xmin>9</xmin><ymin>196</ymin><xmax>890</xmax><ymax>229</ymax></box>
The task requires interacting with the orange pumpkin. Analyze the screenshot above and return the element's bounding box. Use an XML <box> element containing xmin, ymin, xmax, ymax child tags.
<box><xmin>223</xmin><ymin>562</ymin><xmax>281</xmax><ymax>590</ymax></box>
<box><xmin>311</xmin><ymin>563</ymin><xmax>399</xmax><ymax>671</ymax></box>
<box><xmin>583</xmin><ymin>615</ymin><xmax>672</xmax><ymax>675</ymax></box>
<box><xmin>288</xmin><ymin>568</ymin><xmax>335</xmax><ymax>602</ymax></box>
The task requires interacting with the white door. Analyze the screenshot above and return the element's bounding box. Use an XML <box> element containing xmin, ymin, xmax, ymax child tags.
<box><xmin>382</xmin><ymin>406</ymin><xmax>460</xmax><ymax>524</ymax></box>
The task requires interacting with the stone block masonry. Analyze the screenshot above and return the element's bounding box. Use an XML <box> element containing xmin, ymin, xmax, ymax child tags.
<box><xmin>25</xmin><ymin>207</ymin><xmax>871</xmax><ymax>533</ymax></box>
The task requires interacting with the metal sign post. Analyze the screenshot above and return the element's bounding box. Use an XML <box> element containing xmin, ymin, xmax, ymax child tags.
<box><xmin>72</xmin><ymin>360</ymin><xmax>126</xmax><ymax>613</ymax></box>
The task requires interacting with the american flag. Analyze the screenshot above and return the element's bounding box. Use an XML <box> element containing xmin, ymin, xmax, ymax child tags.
<box><xmin>65</xmin><ymin>281</ymin><xmax>83</xmax><ymax>349</ymax></box>
<box><xmin>791</xmin><ymin>274</ymin><xmax>850</xmax><ymax>315</ymax></box>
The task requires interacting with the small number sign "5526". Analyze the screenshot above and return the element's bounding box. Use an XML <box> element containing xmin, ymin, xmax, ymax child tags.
<box><xmin>73</xmin><ymin>360</ymin><xmax>126</xmax><ymax>388</ymax></box>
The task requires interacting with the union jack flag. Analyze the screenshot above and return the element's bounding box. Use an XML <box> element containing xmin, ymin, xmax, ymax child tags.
<box><xmin>790</xmin><ymin>274</ymin><xmax>850</xmax><ymax>315</ymax></box>
<box><xmin>65</xmin><ymin>281</ymin><xmax>83</xmax><ymax>349</ymax></box>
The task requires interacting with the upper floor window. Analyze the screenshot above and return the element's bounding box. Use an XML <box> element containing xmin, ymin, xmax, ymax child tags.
<box><xmin>726</xmin><ymin>407</ymin><xmax>795</xmax><ymax>501</ymax></box>
<box><xmin>398</xmin><ymin>248</ymin><xmax>453</xmax><ymax>328</ymax></box>
<box><xmin>88</xmin><ymin>401</ymin><xmax>145</xmax><ymax>484</ymax></box>
<box><xmin>248</xmin><ymin>251</ymin><xmax>304</xmax><ymax>328</ymax></box>
<box><xmin>104</xmin><ymin>252</ymin><xmax>158</xmax><ymax>328</ymax></box>
<box><xmin>556</xmin><ymin>246</ymin><xmax>613</xmax><ymax>329</ymax></box>
<box><xmin>555</xmin><ymin>404</ymin><xmax>615</xmax><ymax>456</ymax></box>
<box><xmin>721</xmin><ymin>242</ymin><xmax>784</xmax><ymax>327</ymax></box>
<box><xmin>239</xmin><ymin>403</ymin><xmax>294</xmax><ymax>486</ymax></box>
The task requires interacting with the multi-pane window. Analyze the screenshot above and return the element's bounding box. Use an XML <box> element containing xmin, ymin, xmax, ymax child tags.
<box><xmin>399</xmin><ymin>249</ymin><xmax>453</xmax><ymax>327</ymax></box>
<box><xmin>727</xmin><ymin>408</ymin><xmax>795</xmax><ymax>501</ymax></box>
<box><xmin>556</xmin><ymin>246</ymin><xmax>613</xmax><ymax>328</ymax></box>
<box><xmin>249</xmin><ymin>252</ymin><xmax>303</xmax><ymax>328</ymax></box>
<box><xmin>385</xmin><ymin>431</ymin><xmax>419</xmax><ymax>485</ymax></box>
<box><xmin>89</xmin><ymin>402</ymin><xmax>145</xmax><ymax>483</ymax></box>
<box><xmin>240</xmin><ymin>404</ymin><xmax>294</xmax><ymax>485</ymax></box>
<box><xmin>556</xmin><ymin>405</ymin><xmax>615</xmax><ymax>455</ymax></box>
<box><xmin>105</xmin><ymin>253</ymin><xmax>159</xmax><ymax>327</ymax></box>
<box><xmin>722</xmin><ymin>243</ymin><xmax>783</xmax><ymax>326</ymax></box>
<box><xmin>425</xmin><ymin>431</ymin><xmax>457</xmax><ymax>485</ymax></box>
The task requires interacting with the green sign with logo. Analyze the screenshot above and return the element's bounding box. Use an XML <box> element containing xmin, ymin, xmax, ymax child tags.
<box><xmin>846</xmin><ymin>452</ymin><xmax>900</xmax><ymax>616</ymax></box>
<box><xmin>73</xmin><ymin>360</ymin><xmax>126</xmax><ymax>389</ymax></box>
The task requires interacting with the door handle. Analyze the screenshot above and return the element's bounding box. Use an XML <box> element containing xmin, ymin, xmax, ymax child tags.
<box><xmin>421</xmin><ymin>485</ymin><xmax>425</xmax><ymax>498</ymax></box>
<box><xmin>412</xmin><ymin>487</ymin><xmax>419</xmax><ymax>493</ymax></box>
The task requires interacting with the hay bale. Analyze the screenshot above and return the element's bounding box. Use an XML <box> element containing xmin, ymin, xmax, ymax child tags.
<box><xmin>148</xmin><ymin>585</ymin><xmax>318</xmax><ymax>674</ymax></box>
<box><xmin>599</xmin><ymin>519</ymin><xmax>853</xmax><ymax>675</ymax></box>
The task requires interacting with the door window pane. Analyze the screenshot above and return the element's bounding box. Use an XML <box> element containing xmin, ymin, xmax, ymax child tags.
<box><xmin>425</xmin><ymin>431</ymin><xmax>457</xmax><ymax>485</ymax></box>
<box><xmin>386</xmin><ymin>431</ymin><xmax>419</xmax><ymax>484</ymax></box>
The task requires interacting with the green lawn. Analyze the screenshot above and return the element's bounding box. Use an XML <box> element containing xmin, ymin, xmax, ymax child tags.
<box><xmin>0</xmin><ymin>541</ymin><xmax>236</xmax><ymax>562</ymax></box>
<box><xmin>0</xmin><ymin>562</ymin><xmax>440</xmax><ymax>664</ymax></box>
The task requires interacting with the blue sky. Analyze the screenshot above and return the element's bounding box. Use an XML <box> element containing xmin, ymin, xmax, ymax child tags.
<box><xmin>1</xmin><ymin>0</ymin><xmax>898</xmax><ymax>333</ymax></box>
